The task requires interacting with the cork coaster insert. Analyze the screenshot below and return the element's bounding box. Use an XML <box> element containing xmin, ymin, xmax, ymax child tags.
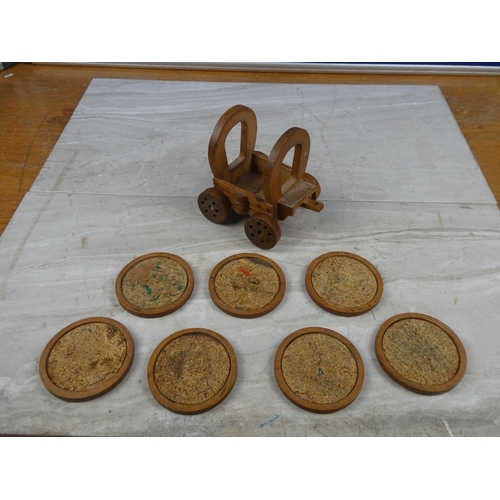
<box><xmin>115</xmin><ymin>252</ymin><xmax>194</xmax><ymax>317</ymax></box>
<box><xmin>375</xmin><ymin>313</ymin><xmax>467</xmax><ymax>394</ymax></box>
<box><xmin>148</xmin><ymin>328</ymin><xmax>238</xmax><ymax>414</ymax></box>
<box><xmin>306</xmin><ymin>252</ymin><xmax>383</xmax><ymax>316</ymax></box>
<box><xmin>39</xmin><ymin>317</ymin><xmax>134</xmax><ymax>401</ymax></box>
<box><xmin>209</xmin><ymin>253</ymin><xmax>286</xmax><ymax>318</ymax></box>
<box><xmin>274</xmin><ymin>327</ymin><xmax>364</xmax><ymax>413</ymax></box>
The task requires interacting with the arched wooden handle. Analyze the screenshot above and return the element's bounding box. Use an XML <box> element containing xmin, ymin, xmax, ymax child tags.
<box><xmin>208</xmin><ymin>105</ymin><xmax>257</xmax><ymax>182</ymax></box>
<box><xmin>263</xmin><ymin>127</ymin><xmax>310</xmax><ymax>205</ymax></box>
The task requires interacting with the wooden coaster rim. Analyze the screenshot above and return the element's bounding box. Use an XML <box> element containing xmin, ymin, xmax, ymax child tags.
<box><xmin>147</xmin><ymin>328</ymin><xmax>238</xmax><ymax>414</ymax></box>
<box><xmin>375</xmin><ymin>312</ymin><xmax>467</xmax><ymax>394</ymax></box>
<box><xmin>305</xmin><ymin>251</ymin><xmax>384</xmax><ymax>316</ymax></box>
<box><xmin>208</xmin><ymin>252</ymin><xmax>286</xmax><ymax>318</ymax></box>
<box><xmin>274</xmin><ymin>326</ymin><xmax>365</xmax><ymax>413</ymax></box>
<box><xmin>39</xmin><ymin>317</ymin><xmax>135</xmax><ymax>402</ymax></box>
<box><xmin>115</xmin><ymin>252</ymin><xmax>195</xmax><ymax>318</ymax></box>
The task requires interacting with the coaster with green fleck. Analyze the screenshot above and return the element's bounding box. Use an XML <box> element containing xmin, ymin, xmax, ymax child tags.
<box><xmin>115</xmin><ymin>252</ymin><xmax>194</xmax><ymax>317</ymax></box>
<box><xmin>274</xmin><ymin>327</ymin><xmax>365</xmax><ymax>413</ymax></box>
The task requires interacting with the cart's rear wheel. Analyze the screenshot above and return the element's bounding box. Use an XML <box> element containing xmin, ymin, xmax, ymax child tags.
<box><xmin>198</xmin><ymin>188</ymin><xmax>231</xmax><ymax>224</ymax></box>
<box><xmin>244</xmin><ymin>213</ymin><xmax>281</xmax><ymax>249</ymax></box>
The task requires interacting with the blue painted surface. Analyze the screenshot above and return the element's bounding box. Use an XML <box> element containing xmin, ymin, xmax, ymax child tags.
<box><xmin>258</xmin><ymin>414</ymin><xmax>280</xmax><ymax>428</ymax></box>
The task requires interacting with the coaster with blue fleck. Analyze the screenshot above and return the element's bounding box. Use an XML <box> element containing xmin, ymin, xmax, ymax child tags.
<box><xmin>115</xmin><ymin>252</ymin><xmax>194</xmax><ymax>317</ymax></box>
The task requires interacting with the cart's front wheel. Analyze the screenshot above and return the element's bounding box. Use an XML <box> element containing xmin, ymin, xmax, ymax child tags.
<box><xmin>198</xmin><ymin>188</ymin><xmax>231</xmax><ymax>224</ymax></box>
<box><xmin>244</xmin><ymin>213</ymin><xmax>281</xmax><ymax>249</ymax></box>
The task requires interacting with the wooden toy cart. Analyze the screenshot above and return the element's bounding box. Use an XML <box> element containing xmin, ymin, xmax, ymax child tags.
<box><xmin>198</xmin><ymin>105</ymin><xmax>324</xmax><ymax>249</ymax></box>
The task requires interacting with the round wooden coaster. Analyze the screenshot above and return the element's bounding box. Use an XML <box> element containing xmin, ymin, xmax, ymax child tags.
<box><xmin>274</xmin><ymin>327</ymin><xmax>365</xmax><ymax>413</ymax></box>
<box><xmin>147</xmin><ymin>328</ymin><xmax>238</xmax><ymax>414</ymax></box>
<box><xmin>115</xmin><ymin>252</ymin><xmax>194</xmax><ymax>318</ymax></box>
<box><xmin>208</xmin><ymin>253</ymin><xmax>286</xmax><ymax>318</ymax></box>
<box><xmin>305</xmin><ymin>252</ymin><xmax>383</xmax><ymax>316</ymax></box>
<box><xmin>39</xmin><ymin>317</ymin><xmax>134</xmax><ymax>401</ymax></box>
<box><xmin>375</xmin><ymin>313</ymin><xmax>467</xmax><ymax>394</ymax></box>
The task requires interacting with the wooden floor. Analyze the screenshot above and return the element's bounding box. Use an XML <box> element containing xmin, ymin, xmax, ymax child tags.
<box><xmin>1</xmin><ymin>63</ymin><xmax>499</xmax><ymax>236</ymax></box>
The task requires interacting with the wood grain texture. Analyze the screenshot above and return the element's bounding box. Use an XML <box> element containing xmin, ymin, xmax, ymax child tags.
<box><xmin>1</xmin><ymin>63</ymin><xmax>499</xmax><ymax>236</ymax></box>
<box><xmin>208</xmin><ymin>104</ymin><xmax>257</xmax><ymax>182</ymax></box>
<box><xmin>203</xmin><ymin>104</ymin><xmax>323</xmax><ymax>248</ymax></box>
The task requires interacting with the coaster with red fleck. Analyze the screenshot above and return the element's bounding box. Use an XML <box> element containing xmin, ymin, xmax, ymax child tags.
<box><xmin>209</xmin><ymin>253</ymin><xmax>286</xmax><ymax>318</ymax></box>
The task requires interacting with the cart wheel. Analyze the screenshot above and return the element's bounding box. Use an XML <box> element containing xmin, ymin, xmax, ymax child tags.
<box><xmin>244</xmin><ymin>213</ymin><xmax>281</xmax><ymax>249</ymax></box>
<box><xmin>198</xmin><ymin>188</ymin><xmax>231</xmax><ymax>224</ymax></box>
